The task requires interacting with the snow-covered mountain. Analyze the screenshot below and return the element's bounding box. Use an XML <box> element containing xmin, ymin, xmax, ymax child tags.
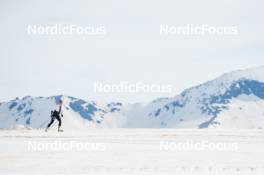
<box><xmin>0</xmin><ymin>95</ymin><xmax>123</xmax><ymax>130</ymax></box>
<box><xmin>0</xmin><ymin>66</ymin><xmax>264</xmax><ymax>129</ymax></box>
<box><xmin>125</xmin><ymin>66</ymin><xmax>264</xmax><ymax>129</ymax></box>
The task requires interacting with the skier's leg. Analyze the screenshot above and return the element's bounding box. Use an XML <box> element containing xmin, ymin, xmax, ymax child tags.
<box><xmin>57</xmin><ymin>117</ymin><xmax>62</xmax><ymax>127</ymax></box>
<box><xmin>45</xmin><ymin>117</ymin><xmax>55</xmax><ymax>132</ymax></box>
<box><xmin>56</xmin><ymin>116</ymin><xmax>63</xmax><ymax>131</ymax></box>
<box><xmin>47</xmin><ymin>117</ymin><xmax>55</xmax><ymax>128</ymax></box>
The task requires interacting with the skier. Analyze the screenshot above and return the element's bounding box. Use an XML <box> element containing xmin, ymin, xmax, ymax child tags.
<box><xmin>45</xmin><ymin>99</ymin><xmax>64</xmax><ymax>132</ymax></box>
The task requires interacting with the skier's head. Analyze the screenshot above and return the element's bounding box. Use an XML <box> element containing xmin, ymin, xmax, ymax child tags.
<box><xmin>58</xmin><ymin>99</ymin><xmax>63</xmax><ymax>105</ymax></box>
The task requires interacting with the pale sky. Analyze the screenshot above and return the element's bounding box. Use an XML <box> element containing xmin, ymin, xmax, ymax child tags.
<box><xmin>0</xmin><ymin>0</ymin><xmax>264</xmax><ymax>103</ymax></box>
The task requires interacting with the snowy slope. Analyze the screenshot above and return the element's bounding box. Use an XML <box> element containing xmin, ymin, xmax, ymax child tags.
<box><xmin>1</xmin><ymin>129</ymin><xmax>264</xmax><ymax>175</ymax></box>
<box><xmin>0</xmin><ymin>66</ymin><xmax>264</xmax><ymax>129</ymax></box>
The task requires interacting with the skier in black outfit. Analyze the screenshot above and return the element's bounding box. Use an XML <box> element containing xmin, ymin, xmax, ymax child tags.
<box><xmin>45</xmin><ymin>99</ymin><xmax>64</xmax><ymax>132</ymax></box>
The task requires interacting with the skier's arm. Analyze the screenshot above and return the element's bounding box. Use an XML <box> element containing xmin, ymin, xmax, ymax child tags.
<box><xmin>60</xmin><ymin>106</ymin><xmax>64</xmax><ymax>117</ymax></box>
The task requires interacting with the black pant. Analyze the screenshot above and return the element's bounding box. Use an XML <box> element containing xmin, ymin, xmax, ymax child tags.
<box><xmin>47</xmin><ymin>111</ymin><xmax>61</xmax><ymax>128</ymax></box>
